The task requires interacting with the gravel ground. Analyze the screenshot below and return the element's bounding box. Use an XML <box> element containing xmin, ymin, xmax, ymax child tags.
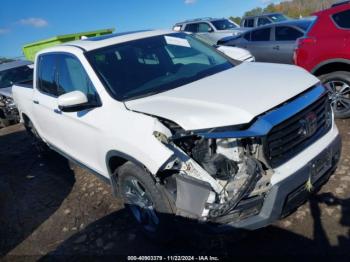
<box><xmin>0</xmin><ymin>119</ymin><xmax>349</xmax><ymax>260</ymax></box>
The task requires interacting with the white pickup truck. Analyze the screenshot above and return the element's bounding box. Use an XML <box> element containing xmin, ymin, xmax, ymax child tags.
<box><xmin>13</xmin><ymin>30</ymin><xmax>341</xmax><ymax>239</ymax></box>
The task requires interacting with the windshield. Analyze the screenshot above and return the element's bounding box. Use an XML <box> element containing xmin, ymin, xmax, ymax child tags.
<box><xmin>211</xmin><ymin>19</ymin><xmax>238</xmax><ymax>30</ymax></box>
<box><xmin>0</xmin><ymin>65</ymin><xmax>33</xmax><ymax>89</ymax></box>
<box><xmin>86</xmin><ymin>33</ymin><xmax>233</xmax><ymax>101</ymax></box>
<box><xmin>268</xmin><ymin>14</ymin><xmax>288</xmax><ymax>22</ymax></box>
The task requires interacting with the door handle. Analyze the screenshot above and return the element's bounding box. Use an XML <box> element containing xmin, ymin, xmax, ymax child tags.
<box><xmin>54</xmin><ymin>109</ymin><xmax>62</xmax><ymax>114</ymax></box>
<box><xmin>273</xmin><ymin>45</ymin><xmax>280</xmax><ymax>50</ymax></box>
<box><xmin>33</xmin><ymin>100</ymin><xmax>39</xmax><ymax>105</ymax></box>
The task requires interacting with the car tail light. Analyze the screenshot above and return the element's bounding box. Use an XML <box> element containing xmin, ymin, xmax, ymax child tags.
<box><xmin>293</xmin><ymin>37</ymin><xmax>316</xmax><ymax>65</ymax></box>
<box><xmin>297</xmin><ymin>37</ymin><xmax>316</xmax><ymax>47</ymax></box>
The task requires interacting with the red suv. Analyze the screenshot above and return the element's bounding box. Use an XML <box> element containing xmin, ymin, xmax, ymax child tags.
<box><xmin>294</xmin><ymin>2</ymin><xmax>350</xmax><ymax>118</ymax></box>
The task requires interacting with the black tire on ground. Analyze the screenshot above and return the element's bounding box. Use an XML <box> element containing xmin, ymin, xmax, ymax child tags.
<box><xmin>117</xmin><ymin>162</ymin><xmax>175</xmax><ymax>241</ymax></box>
<box><xmin>319</xmin><ymin>71</ymin><xmax>350</xmax><ymax>119</ymax></box>
<box><xmin>0</xmin><ymin>118</ymin><xmax>10</xmax><ymax>128</ymax></box>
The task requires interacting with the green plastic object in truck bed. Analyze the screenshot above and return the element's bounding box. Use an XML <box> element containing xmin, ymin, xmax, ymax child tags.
<box><xmin>22</xmin><ymin>28</ymin><xmax>115</xmax><ymax>61</ymax></box>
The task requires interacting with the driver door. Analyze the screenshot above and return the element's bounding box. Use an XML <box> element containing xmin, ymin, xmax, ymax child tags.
<box><xmin>54</xmin><ymin>53</ymin><xmax>103</xmax><ymax>171</ymax></box>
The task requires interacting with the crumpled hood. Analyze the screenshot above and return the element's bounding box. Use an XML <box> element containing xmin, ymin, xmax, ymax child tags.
<box><xmin>125</xmin><ymin>62</ymin><xmax>319</xmax><ymax>131</ymax></box>
<box><xmin>0</xmin><ymin>87</ymin><xmax>13</xmax><ymax>98</ymax></box>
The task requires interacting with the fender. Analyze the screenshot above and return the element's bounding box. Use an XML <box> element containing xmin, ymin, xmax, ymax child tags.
<box><xmin>106</xmin><ymin>150</ymin><xmax>159</xmax><ymax>196</ymax></box>
<box><xmin>311</xmin><ymin>58</ymin><xmax>350</xmax><ymax>74</ymax></box>
<box><xmin>106</xmin><ymin>150</ymin><xmax>148</xmax><ymax>175</ymax></box>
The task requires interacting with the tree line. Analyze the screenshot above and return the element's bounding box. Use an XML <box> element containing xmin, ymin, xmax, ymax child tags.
<box><xmin>230</xmin><ymin>0</ymin><xmax>339</xmax><ymax>24</ymax></box>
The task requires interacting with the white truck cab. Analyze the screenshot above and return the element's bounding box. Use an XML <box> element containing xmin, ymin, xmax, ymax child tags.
<box><xmin>13</xmin><ymin>30</ymin><xmax>341</xmax><ymax>238</ymax></box>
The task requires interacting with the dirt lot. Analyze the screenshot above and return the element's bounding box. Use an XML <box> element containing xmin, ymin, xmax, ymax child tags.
<box><xmin>0</xmin><ymin>119</ymin><xmax>349</xmax><ymax>260</ymax></box>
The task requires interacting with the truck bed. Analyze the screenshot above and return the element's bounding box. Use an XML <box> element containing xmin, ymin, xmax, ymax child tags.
<box><xmin>12</xmin><ymin>82</ymin><xmax>35</xmax><ymax>123</ymax></box>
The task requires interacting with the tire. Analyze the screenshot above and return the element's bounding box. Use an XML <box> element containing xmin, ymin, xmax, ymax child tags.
<box><xmin>117</xmin><ymin>162</ymin><xmax>175</xmax><ymax>241</ymax></box>
<box><xmin>319</xmin><ymin>71</ymin><xmax>350</xmax><ymax>119</ymax></box>
<box><xmin>25</xmin><ymin>120</ymin><xmax>49</xmax><ymax>154</ymax></box>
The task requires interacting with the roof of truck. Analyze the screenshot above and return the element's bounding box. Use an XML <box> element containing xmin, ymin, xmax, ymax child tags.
<box><xmin>59</xmin><ymin>29</ymin><xmax>175</xmax><ymax>52</ymax></box>
<box><xmin>0</xmin><ymin>60</ymin><xmax>32</xmax><ymax>72</ymax></box>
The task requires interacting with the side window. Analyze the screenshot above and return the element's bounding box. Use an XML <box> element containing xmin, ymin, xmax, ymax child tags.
<box><xmin>57</xmin><ymin>54</ymin><xmax>97</xmax><ymax>98</ymax></box>
<box><xmin>197</xmin><ymin>23</ymin><xmax>212</xmax><ymax>33</ymax></box>
<box><xmin>333</xmin><ymin>9</ymin><xmax>350</xmax><ymax>29</ymax></box>
<box><xmin>251</xmin><ymin>28</ymin><xmax>271</xmax><ymax>41</ymax></box>
<box><xmin>38</xmin><ymin>54</ymin><xmax>58</xmax><ymax>96</ymax></box>
<box><xmin>246</xmin><ymin>19</ymin><xmax>254</xmax><ymax>28</ymax></box>
<box><xmin>184</xmin><ymin>23</ymin><xmax>198</xmax><ymax>33</ymax></box>
<box><xmin>258</xmin><ymin>17</ymin><xmax>271</xmax><ymax>27</ymax></box>
<box><xmin>275</xmin><ymin>26</ymin><xmax>303</xmax><ymax>41</ymax></box>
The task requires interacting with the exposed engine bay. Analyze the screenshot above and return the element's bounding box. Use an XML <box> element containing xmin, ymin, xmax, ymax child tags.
<box><xmin>154</xmin><ymin>121</ymin><xmax>273</xmax><ymax>222</ymax></box>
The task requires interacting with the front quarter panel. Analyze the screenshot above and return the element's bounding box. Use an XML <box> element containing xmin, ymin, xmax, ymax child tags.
<box><xmin>100</xmin><ymin>104</ymin><xmax>175</xmax><ymax>177</ymax></box>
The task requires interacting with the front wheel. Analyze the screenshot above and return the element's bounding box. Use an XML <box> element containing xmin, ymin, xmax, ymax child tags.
<box><xmin>319</xmin><ymin>71</ymin><xmax>350</xmax><ymax>119</ymax></box>
<box><xmin>117</xmin><ymin>162</ymin><xmax>175</xmax><ymax>241</ymax></box>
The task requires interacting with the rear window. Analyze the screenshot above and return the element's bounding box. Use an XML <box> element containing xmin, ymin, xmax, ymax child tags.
<box><xmin>251</xmin><ymin>28</ymin><xmax>271</xmax><ymax>41</ymax></box>
<box><xmin>294</xmin><ymin>20</ymin><xmax>314</xmax><ymax>31</ymax></box>
<box><xmin>275</xmin><ymin>26</ymin><xmax>304</xmax><ymax>41</ymax></box>
<box><xmin>333</xmin><ymin>9</ymin><xmax>350</xmax><ymax>29</ymax></box>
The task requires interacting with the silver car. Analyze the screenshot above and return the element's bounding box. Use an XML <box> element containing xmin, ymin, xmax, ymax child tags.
<box><xmin>173</xmin><ymin>17</ymin><xmax>247</xmax><ymax>45</ymax></box>
<box><xmin>220</xmin><ymin>19</ymin><xmax>315</xmax><ymax>64</ymax></box>
<box><xmin>240</xmin><ymin>13</ymin><xmax>290</xmax><ymax>28</ymax></box>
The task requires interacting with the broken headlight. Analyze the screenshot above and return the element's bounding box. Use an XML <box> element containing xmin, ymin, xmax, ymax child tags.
<box><xmin>173</xmin><ymin>135</ymin><xmax>270</xmax><ymax>219</ymax></box>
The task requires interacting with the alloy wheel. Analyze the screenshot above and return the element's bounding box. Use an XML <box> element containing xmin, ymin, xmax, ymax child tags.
<box><xmin>324</xmin><ymin>80</ymin><xmax>350</xmax><ymax>114</ymax></box>
<box><xmin>123</xmin><ymin>177</ymin><xmax>159</xmax><ymax>232</ymax></box>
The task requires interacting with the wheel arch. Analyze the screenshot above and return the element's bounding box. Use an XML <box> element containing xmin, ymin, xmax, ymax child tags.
<box><xmin>21</xmin><ymin>113</ymin><xmax>33</xmax><ymax>132</ymax></box>
<box><xmin>106</xmin><ymin>150</ymin><xmax>156</xmax><ymax>196</ymax></box>
<box><xmin>312</xmin><ymin>59</ymin><xmax>350</xmax><ymax>76</ymax></box>
<box><xmin>21</xmin><ymin>112</ymin><xmax>30</xmax><ymax>125</ymax></box>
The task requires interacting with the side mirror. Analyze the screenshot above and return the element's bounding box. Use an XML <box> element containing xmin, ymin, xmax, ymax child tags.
<box><xmin>58</xmin><ymin>91</ymin><xmax>90</xmax><ymax>112</ymax></box>
<box><xmin>208</xmin><ymin>27</ymin><xmax>213</xmax><ymax>32</ymax></box>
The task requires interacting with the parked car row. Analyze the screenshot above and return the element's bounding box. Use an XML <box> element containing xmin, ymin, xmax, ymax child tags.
<box><xmin>218</xmin><ymin>19</ymin><xmax>312</xmax><ymax>64</ymax></box>
<box><xmin>182</xmin><ymin>2</ymin><xmax>350</xmax><ymax>119</ymax></box>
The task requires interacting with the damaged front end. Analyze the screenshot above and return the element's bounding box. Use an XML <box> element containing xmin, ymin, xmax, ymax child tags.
<box><xmin>154</xmin><ymin>120</ymin><xmax>273</xmax><ymax>225</ymax></box>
